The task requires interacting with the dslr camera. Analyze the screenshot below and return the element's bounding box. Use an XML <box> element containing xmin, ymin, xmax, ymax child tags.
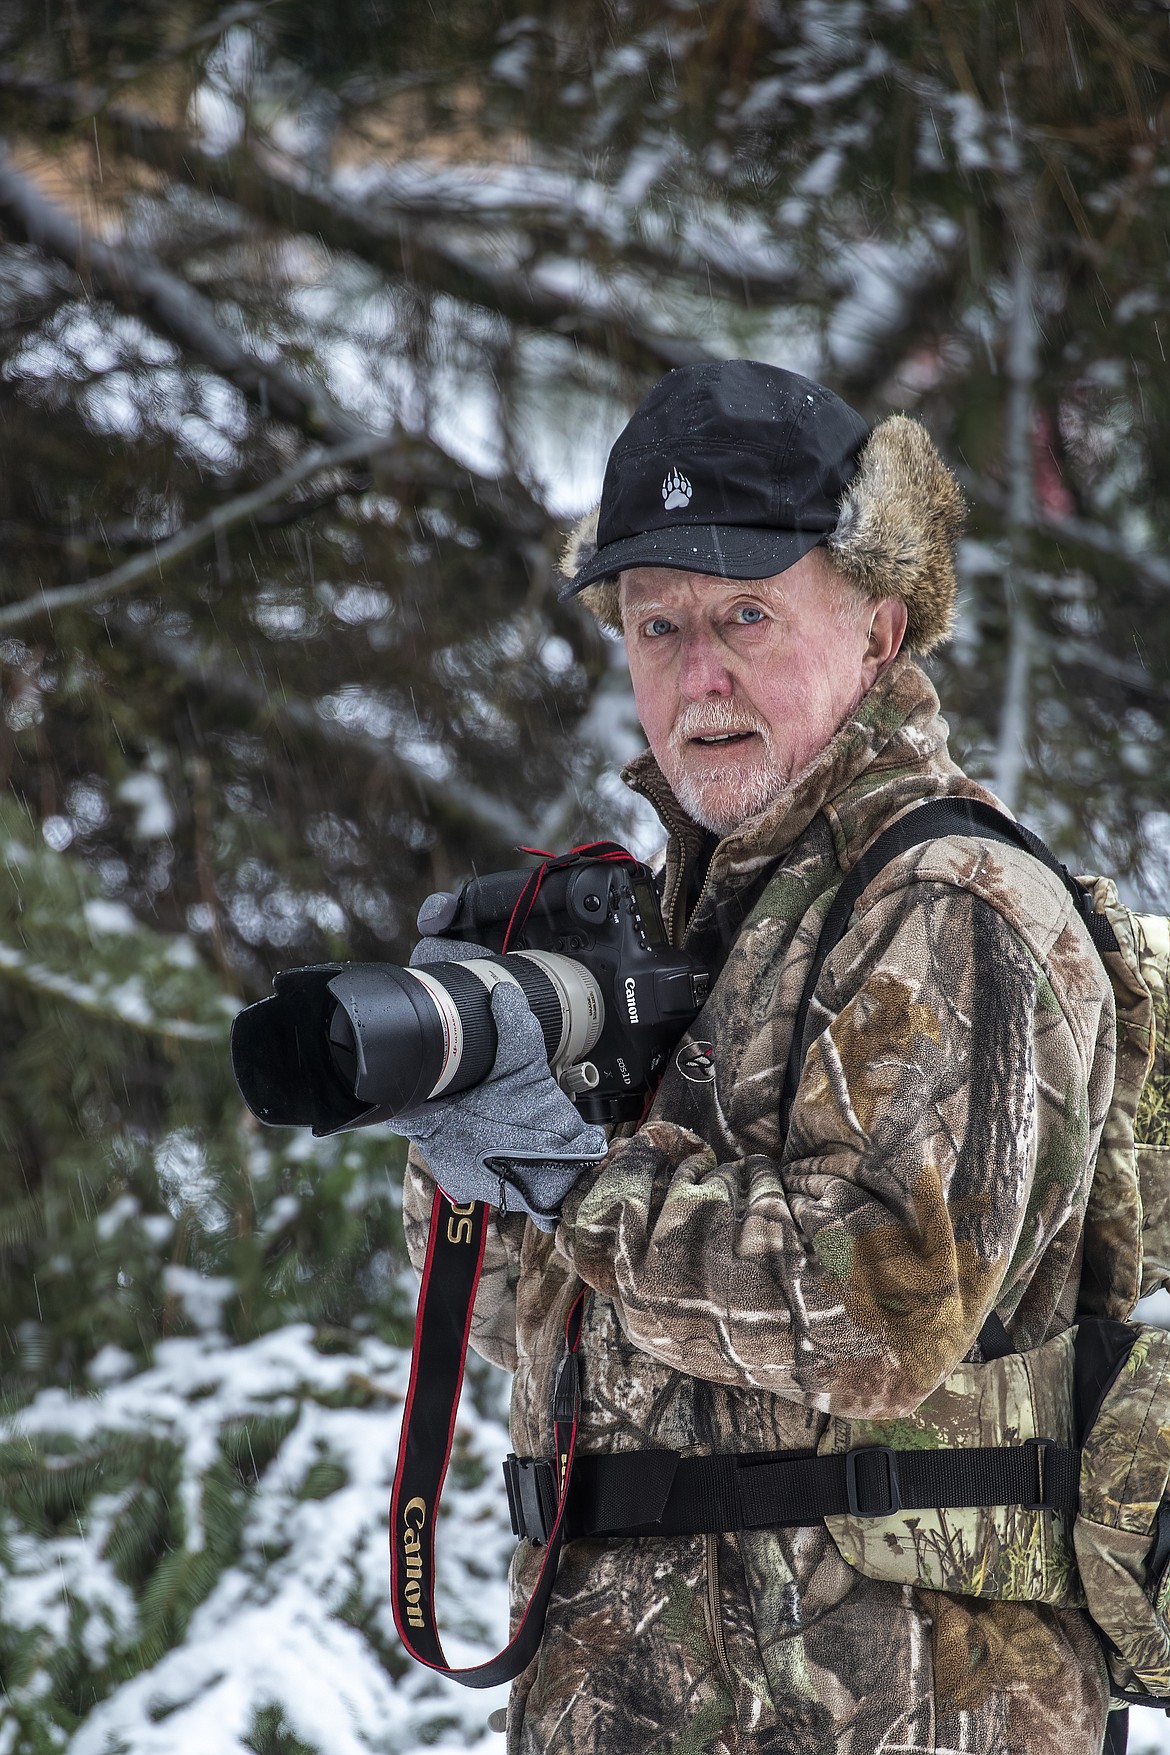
<box><xmin>231</xmin><ymin>846</ymin><xmax>711</xmax><ymax>1134</ymax></box>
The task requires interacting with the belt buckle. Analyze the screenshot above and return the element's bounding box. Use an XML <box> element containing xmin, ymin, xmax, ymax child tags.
<box><xmin>844</xmin><ymin>1445</ymin><xmax>902</xmax><ymax>1517</ymax></box>
<box><xmin>503</xmin><ymin>1454</ymin><xmax>557</xmax><ymax>1547</ymax></box>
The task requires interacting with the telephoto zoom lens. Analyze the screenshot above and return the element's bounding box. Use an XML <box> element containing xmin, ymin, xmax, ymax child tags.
<box><xmin>230</xmin><ymin>951</ymin><xmax>604</xmax><ymax>1134</ymax></box>
<box><xmin>325</xmin><ymin>953</ymin><xmax>603</xmax><ymax>1116</ymax></box>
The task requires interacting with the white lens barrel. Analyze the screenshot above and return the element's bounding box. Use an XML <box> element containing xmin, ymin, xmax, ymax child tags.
<box><xmin>459</xmin><ymin>952</ymin><xmax>604</xmax><ymax>1073</ymax></box>
<box><xmin>403</xmin><ymin>967</ymin><xmax>469</xmax><ymax>1099</ymax></box>
<box><xmin>510</xmin><ymin>950</ymin><xmax>604</xmax><ymax>1070</ymax></box>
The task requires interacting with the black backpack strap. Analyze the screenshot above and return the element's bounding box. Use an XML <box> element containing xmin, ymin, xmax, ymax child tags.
<box><xmin>1104</xmin><ymin>1708</ymin><xmax>1130</xmax><ymax>1754</ymax></box>
<box><xmin>777</xmin><ymin>796</ymin><xmax>1117</xmax><ymax>1139</ymax></box>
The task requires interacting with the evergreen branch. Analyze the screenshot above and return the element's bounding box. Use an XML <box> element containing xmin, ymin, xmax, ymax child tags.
<box><xmin>0</xmin><ymin>88</ymin><xmax>718</xmax><ymax>371</ymax></box>
<box><xmin>961</xmin><ymin>470</ymin><xmax>1170</xmax><ymax>702</ymax></box>
<box><xmin>101</xmin><ymin>110</ymin><xmax>809</xmax><ymax>312</ymax></box>
<box><xmin>0</xmin><ymin>942</ymin><xmax>223</xmax><ymax>1041</ymax></box>
<box><xmin>962</xmin><ymin>469</ymin><xmax>1170</xmax><ymax>594</ymax></box>
<box><xmin>96</xmin><ymin>114</ymin><xmax>712</xmax><ymax>374</ymax></box>
<box><xmin>0</xmin><ymin>142</ymin><xmax>366</xmax><ymax>444</ymax></box>
<box><xmin>1049</xmin><ymin>637</ymin><xmax>1169</xmax><ymax>703</ymax></box>
<box><xmin>122</xmin><ymin>621</ymin><xmax>535</xmax><ymax>852</ymax></box>
<box><xmin>1039</xmin><ymin>512</ymin><xmax>1170</xmax><ymax>593</ymax></box>
<box><xmin>1063</xmin><ymin>0</ymin><xmax>1170</xmax><ymax>79</ymax></box>
<box><xmin>830</xmin><ymin>244</ymin><xmax>967</xmax><ymax>405</ymax></box>
<box><xmin>0</xmin><ymin>435</ymin><xmax>390</xmax><ymax>633</ymax></box>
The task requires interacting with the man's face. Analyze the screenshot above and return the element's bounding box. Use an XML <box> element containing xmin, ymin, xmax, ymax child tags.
<box><xmin>620</xmin><ymin>548</ymin><xmax>900</xmax><ymax>836</ymax></box>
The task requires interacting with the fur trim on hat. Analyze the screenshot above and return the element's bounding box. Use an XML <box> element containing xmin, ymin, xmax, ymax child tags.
<box><xmin>559</xmin><ymin>507</ymin><xmax>623</xmax><ymax>633</ymax></box>
<box><xmin>560</xmin><ymin>413</ymin><xmax>964</xmax><ymax>652</ymax></box>
<box><xmin>826</xmin><ymin>414</ymin><xmax>964</xmax><ymax>654</ymax></box>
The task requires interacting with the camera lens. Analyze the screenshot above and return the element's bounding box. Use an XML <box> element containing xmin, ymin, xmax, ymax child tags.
<box><xmin>232</xmin><ymin>948</ymin><xmax>605</xmax><ymax>1135</ymax></box>
<box><xmin>327</xmin><ymin>1003</ymin><xmax>358</xmax><ymax>1084</ymax></box>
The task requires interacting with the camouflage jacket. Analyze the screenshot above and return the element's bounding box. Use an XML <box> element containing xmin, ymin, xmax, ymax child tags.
<box><xmin>403</xmin><ymin>654</ymin><xmax>1117</xmax><ymax>1755</ymax></box>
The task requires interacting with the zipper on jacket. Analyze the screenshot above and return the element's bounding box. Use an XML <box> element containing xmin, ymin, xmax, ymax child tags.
<box><xmin>704</xmin><ymin>1533</ymin><xmax>735</xmax><ymax>1690</ymax></box>
<box><xmin>622</xmin><ymin>764</ymin><xmax>706</xmax><ymax>945</ymax></box>
<box><xmin>681</xmin><ymin>857</ymin><xmax>724</xmax><ymax>948</ymax></box>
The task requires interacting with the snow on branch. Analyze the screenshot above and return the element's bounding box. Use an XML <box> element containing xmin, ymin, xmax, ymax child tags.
<box><xmin>0</xmin><ymin>940</ymin><xmax>223</xmax><ymax>1040</ymax></box>
<box><xmin>99</xmin><ymin>113</ymin><xmax>712</xmax><ymax>375</ymax></box>
<box><xmin>0</xmin><ymin>435</ymin><xmax>390</xmax><ymax>633</ymax></box>
<box><xmin>0</xmin><ymin>142</ymin><xmax>365</xmax><ymax>445</ymax></box>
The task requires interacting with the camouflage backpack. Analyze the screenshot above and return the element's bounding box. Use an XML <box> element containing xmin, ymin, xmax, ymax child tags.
<box><xmin>800</xmin><ymin>803</ymin><xmax>1170</xmax><ymax>1710</ymax></box>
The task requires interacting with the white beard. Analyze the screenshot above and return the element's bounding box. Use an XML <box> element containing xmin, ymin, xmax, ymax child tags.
<box><xmin>663</xmin><ymin>700</ymin><xmax>789</xmax><ymax>835</ymax></box>
<box><xmin>669</xmin><ymin>758</ymin><xmax>789</xmax><ymax>834</ymax></box>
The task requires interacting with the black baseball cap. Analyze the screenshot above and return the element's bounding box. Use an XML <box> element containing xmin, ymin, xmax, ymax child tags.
<box><xmin>561</xmin><ymin>360</ymin><xmax>869</xmax><ymax>597</ymax></box>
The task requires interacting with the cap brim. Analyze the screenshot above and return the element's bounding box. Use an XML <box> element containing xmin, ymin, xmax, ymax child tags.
<box><xmin>559</xmin><ymin>522</ymin><xmax>827</xmax><ymax>599</ymax></box>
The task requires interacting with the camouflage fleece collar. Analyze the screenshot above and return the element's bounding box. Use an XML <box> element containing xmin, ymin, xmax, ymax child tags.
<box><xmin>622</xmin><ymin>654</ymin><xmax>959</xmax><ymax>936</ymax></box>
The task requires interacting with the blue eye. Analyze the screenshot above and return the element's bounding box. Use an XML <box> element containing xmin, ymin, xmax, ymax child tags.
<box><xmin>646</xmin><ymin>617</ymin><xmax>674</xmax><ymax>637</ymax></box>
<box><xmin>735</xmin><ymin>605</ymin><xmax>765</xmax><ymax>624</ymax></box>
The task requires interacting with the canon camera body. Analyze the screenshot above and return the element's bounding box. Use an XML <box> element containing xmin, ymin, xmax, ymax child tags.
<box><xmin>230</xmin><ymin>850</ymin><xmax>710</xmax><ymax>1134</ymax></box>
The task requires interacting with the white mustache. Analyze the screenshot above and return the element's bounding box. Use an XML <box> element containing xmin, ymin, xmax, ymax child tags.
<box><xmin>669</xmin><ymin>702</ymin><xmax>768</xmax><ymax>748</ymax></box>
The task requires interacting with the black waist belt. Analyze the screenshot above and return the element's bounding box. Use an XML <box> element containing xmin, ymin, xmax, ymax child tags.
<box><xmin>504</xmin><ymin>1438</ymin><xmax>1080</xmax><ymax>1546</ymax></box>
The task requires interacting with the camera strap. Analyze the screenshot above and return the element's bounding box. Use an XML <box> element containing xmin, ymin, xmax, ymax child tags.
<box><xmin>390</xmin><ymin>1186</ymin><xmax>585</xmax><ymax>1688</ymax></box>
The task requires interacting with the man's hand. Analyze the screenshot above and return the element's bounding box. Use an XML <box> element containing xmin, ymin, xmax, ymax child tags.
<box><xmin>389</xmin><ymin>933</ymin><xmax>607</xmax><ymax>1231</ymax></box>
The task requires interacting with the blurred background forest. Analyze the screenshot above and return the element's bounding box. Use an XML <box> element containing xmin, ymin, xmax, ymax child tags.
<box><xmin>2</xmin><ymin>1</ymin><xmax>1170</xmax><ymax>1750</ymax></box>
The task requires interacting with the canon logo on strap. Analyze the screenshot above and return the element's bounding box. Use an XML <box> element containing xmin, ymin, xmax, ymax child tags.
<box><xmin>401</xmin><ymin>1496</ymin><xmax>428</xmax><ymax>1629</ymax></box>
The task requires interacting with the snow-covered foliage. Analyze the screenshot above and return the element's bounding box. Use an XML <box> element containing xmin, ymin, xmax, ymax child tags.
<box><xmin>0</xmin><ymin>795</ymin><xmax>515</xmax><ymax>1751</ymax></box>
<box><xmin>4</xmin><ymin>1320</ymin><xmax>514</xmax><ymax>1754</ymax></box>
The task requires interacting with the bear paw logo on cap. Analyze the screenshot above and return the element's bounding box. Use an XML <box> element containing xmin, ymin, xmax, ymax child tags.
<box><xmin>661</xmin><ymin>467</ymin><xmax>692</xmax><ymax>510</ymax></box>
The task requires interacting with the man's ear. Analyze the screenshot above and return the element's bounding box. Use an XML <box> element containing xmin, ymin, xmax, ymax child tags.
<box><xmin>862</xmin><ymin>597</ymin><xmax>908</xmax><ymax>688</ymax></box>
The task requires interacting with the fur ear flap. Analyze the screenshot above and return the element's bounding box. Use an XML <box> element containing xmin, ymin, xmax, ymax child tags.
<box><xmin>560</xmin><ymin>505</ymin><xmax>599</xmax><ymax>580</ymax></box>
<box><xmin>826</xmin><ymin>414</ymin><xmax>965</xmax><ymax>654</ymax></box>
<box><xmin>560</xmin><ymin>505</ymin><xmax>622</xmax><ymax>632</ymax></box>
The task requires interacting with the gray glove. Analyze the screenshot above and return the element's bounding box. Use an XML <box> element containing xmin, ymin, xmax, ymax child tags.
<box><xmin>392</xmin><ymin>930</ymin><xmax>606</xmax><ymax>1231</ymax></box>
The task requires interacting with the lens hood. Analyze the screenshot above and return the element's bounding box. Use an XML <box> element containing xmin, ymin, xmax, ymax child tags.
<box><xmin>231</xmin><ymin>964</ymin><xmax>373</xmax><ymax>1134</ymax></box>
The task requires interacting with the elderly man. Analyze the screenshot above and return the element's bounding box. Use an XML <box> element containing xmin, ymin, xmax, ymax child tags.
<box><xmin>401</xmin><ymin>361</ymin><xmax>1117</xmax><ymax>1754</ymax></box>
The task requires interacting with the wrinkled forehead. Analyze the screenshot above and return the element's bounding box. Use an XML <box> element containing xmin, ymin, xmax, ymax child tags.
<box><xmin>618</xmin><ymin>564</ymin><xmax>794</xmax><ymax>621</ymax></box>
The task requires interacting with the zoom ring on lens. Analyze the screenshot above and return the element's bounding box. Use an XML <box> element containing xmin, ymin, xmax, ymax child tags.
<box><xmin>501</xmin><ymin>959</ymin><xmax>564</xmax><ymax>1062</ymax></box>
<box><xmin>423</xmin><ymin>962</ymin><xmax>498</xmax><ymax>1092</ymax></box>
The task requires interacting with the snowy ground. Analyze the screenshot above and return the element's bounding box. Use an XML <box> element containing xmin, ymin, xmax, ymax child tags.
<box><xmin>9</xmin><ymin>1302</ymin><xmax>1170</xmax><ymax>1754</ymax></box>
<box><xmin>3</xmin><ymin>1323</ymin><xmax>515</xmax><ymax>1754</ymax></box>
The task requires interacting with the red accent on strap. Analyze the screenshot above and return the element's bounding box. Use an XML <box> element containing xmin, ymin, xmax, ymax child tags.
<box><xmin>503</xmin><ymin>842</ymin><xmax>639</xmax><ymax>953</ymax></box>
<box><xmin>391</xmin><ymin>838</ymin><xmax>625</xmax><ymax>1684</ymax></box>
<box><xmin>502</xmin><ymin>867</ymin><xmax>543</xmax><ymax>952</ymax></box>
<box><xmin>517</xmin><ymin>841</ymin><xmax>636</xmax><ymax>865</ymax></box>
<box><xmin>638</xmin><ymin>1073</ymin><xmax>663</xmax><ymax>1126</ymax></box>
